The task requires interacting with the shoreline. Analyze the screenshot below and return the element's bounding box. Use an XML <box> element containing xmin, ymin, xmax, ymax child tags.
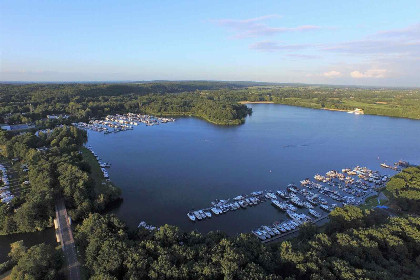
<box><xmin>239</xmin><ymin>101</ymin><xmax>274</xmax><ymax>104</ymax></box>
<box><xmin>321</xmin><ymin>108</ymin><xmax>350</xmax><ymax>112</ymax></box>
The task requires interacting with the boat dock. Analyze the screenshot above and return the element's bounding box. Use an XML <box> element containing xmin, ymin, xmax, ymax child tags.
<box><xmin>73</xmin><ymin>113</ymin><xmax>175</xmax><ymax>134</ymax></box>
<box><xmin>186</xmin><ymin>164</ymin><xmax>399</xmax><ymax>242</ymax></box>
<box><xmin>85</xmin><ymin>145</ymin><xmax>111</xmax><ymax>180</ymax></box>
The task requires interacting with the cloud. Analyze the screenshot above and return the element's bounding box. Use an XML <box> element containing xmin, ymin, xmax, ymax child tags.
<box><xmin>322</xmin><ymin>23</ymin><xmax>420</xmax><ymax>59</ymax></box>
<box><xmin>322</xmin><ymin>40</ymin><xmax>420</xmax><ymax>56</ymax></box>
<box><xmin>250</xmin><ymin>41</ymin><xmax>310</xmax><ymax>52</ymax></box>
<box><xmin>286</xmin><ymin>54</ymin><xmax>319</xmax><ymax>59</ymax></box>
<box><xmin>323</xmin><ymin>71</ymin><xmax>341</xmax><ymax>78</ymax></box>
<box><xmin>212</xmin><ymin>15</ymin><xmax>321</xmax><ymax>38</ymax></box>
<box><xmin>350</xmin><ymin>69</ymin><xmax>387</xmax><ymax>78</ymax></box>
<box><xmin>376</xmin><ymin>23</ymin><xmax>420</xmax><ymax>39</ymax></box>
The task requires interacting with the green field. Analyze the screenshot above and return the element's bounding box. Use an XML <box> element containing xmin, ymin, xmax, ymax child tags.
<box><xmin>80</xmin><ymin>147</ymin><xmax>121</xmax><ymax>211</ymax></box>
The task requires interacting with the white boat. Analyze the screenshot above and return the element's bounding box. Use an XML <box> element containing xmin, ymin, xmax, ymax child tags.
<box><xmin>239</xmin><ymin>200</ymin><xmax>247</xmax><ymax>208</ymax></box>
<box><xmin>204</xmin><ymin>211</ymin><xmax>212</xmax><ymax>218</ymax></box>
<box><xmin>187</xmin><ymin>212</ymin><xmax>196</xmax><ymax>221</ymax></box>
<box><xmin>211</xmin><ymin>207</ymin><xmax>220</xmax><ymax>215</ymax></box>
<box><xmin>198</xmin><ymin>210</ymin><xmax>207</xmax><ymax>219</ymax></box>
<box><xmin>252</xmin><ymin>230</ymin><xmax>266</xmax><ymax>240</ymax></box>
<box><xmin>309</xmin><ymin>209</ymin><xmax>321</xmax><ymax>218</ymax></box>
<box><xmin>271</xmin><ymin>227</ymin><xmax>280</xmax><ymax>235</ymax></box>
<box><xmin>320</xmin><ymin>204</ymin><xmax>330</xmax><ymax>212</ymax></box>
<box><xmin>303</xmin><ymin>202</ymin><xmax>314</xmax><ymax>209</ymax></box>
<box><xmin>278</xmin><ymin>225</ymin><xmax>286</xmax><ymax>233</ymax></box>
<box><xmin>262</xmin><ymin>226</ymin><xmax>275</xmax><ymax>237</ymax></box>
<box><xmin>193</xmin><ymin>211</ymin><xmax>202</xmax><ymax>220</ymax></box>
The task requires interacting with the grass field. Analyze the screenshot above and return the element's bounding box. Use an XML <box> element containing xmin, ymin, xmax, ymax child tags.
<box><xmin>80</xmin><ymin>147</ymin><xmax>121</xmax><ymax>210</ymax></box>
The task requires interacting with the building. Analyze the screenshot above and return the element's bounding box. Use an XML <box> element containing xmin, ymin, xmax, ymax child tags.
<box><xmin>0</xmin><ymin>124</ymin><xmax>35</xmax><ymax>131</ymax></box>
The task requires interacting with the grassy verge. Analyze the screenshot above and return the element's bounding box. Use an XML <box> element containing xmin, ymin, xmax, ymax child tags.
<box><xmin>80</xmin><ymin>147</ymin><xmax>121</xmax><ymax>211</ymax></box>
<box><xmin>267</xmin><ymin>99</ymin><xmax>420</xmax><ymax>120</ymax></box>
<box><xmin>359</xmin><ymin>195</ymin><xmax>388</xmax><ymax>210</ymax></box>
<box><xmin>80</xmin><ymin>147</ymin><xmax>107</xmax><ymax>194</ymax></box>
<box><xmin>0</xmin><ymin>270</ymin><xmax>11</xmax><ymax>280</ymax></box>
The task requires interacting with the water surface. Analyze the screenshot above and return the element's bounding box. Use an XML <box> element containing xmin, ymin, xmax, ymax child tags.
<box><xmin>85</xmin><ymin>104</ymin><xmax>420</xmax><ymax>234</ymax></box>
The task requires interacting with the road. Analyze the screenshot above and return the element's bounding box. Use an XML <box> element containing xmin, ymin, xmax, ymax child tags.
<box><xmin>55</xmin><ymin>198</ymin><xmax>81</xmax><ymax>280</ymax></box>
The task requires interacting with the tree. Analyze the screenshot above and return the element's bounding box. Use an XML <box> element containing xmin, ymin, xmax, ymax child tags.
<box><xmin>10</xmin><ymin>243</ymin><xmax>61</xmax><ymax>280</ymax></box>
<box><xmin>8</xmin><ymin>240</ymin><xmax>27</xmax><ymax>263</ymax></box>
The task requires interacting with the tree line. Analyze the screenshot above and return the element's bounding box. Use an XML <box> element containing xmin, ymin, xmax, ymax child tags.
<box><xmin>2</xmin><ymin>82</ymin><xmax>419</xmax><ymax>128</ymax></box>
<box><xmin>0</xmin><ymin>126</ymin><xmax>121</xmax><ymax>235</ymax></box>
<box><xmin>72</xmin><ymin>206</ymin><xmax>419</xmax><ymax>280</ymax></box>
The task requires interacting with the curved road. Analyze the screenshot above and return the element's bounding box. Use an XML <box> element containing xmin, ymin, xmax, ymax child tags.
<box><xmin>55</xmin><ymin>198</ymin><xmax>81</xmax><ymax>280</ymax></box>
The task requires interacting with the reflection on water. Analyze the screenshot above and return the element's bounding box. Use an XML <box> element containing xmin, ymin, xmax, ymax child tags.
<box><xmin>84</xmin><ymin>104</ymin><xmax>420</xmax><ymax>235</ymax></box>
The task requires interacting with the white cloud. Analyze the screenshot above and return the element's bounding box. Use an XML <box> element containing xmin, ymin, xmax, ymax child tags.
<box><xmin>249</xmin><ymin>41</ymin><xmax>310</xmax><ymax>52</ymax></box>
<box><xmin>212</xmin><ymin>15</ymin><xmax>321</xmax><ymax>38</ymax></box>
<box><xmin>350</xmin><ymin>69</ymin><xmax>387</xmax><ymax>78</ymax></box>
<box><xmin>323</xmin><ymin>70</ymin><xmax>341</xmax><ymax>77</ymax></box>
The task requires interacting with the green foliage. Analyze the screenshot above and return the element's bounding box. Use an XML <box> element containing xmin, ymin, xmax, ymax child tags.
<box><xmin>8</xmin><ymin>241</ymin><xmax>27</xmax><ymax>263</ymax></box>
<box><xmin>386</xmin><ymin>166</ymin><xmax>420</xmax><ymax>213</ymax></box>
<box><xmin>75</xmin><ymin>211</ymin><xmax>420</xmax><ymax>280</ymax></box>
<box><xmin>0</xmin><ymin>82</ymin><xmax>254</xmax><ymax>126</ymax></box>
<box><xmin>0</xmin><ymin>126</ymin><xmax>120</xmax><ymax>235</ymax></box>
<box><xmin>75</xmin><ymin>214</ymin><xmax>280</xmax><ymax>280</ymax></box>
<box><xmin>9</xmin><ymin>243</ymin><xmax>61</xmax><ymax>280</ymax></box>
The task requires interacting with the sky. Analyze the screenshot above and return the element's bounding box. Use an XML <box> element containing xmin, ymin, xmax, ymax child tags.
<box><xmin>1</xmin><ymin>0</ymin><xmax>419</xmax><ymax>86</ymax></box>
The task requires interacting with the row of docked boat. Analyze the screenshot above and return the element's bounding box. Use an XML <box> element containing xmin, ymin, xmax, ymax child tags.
<box><xmin>0</xmin><ymin>163</ymin><xmax>14</xmax><ymax>204</ymax></box>
<box><xmin>252</xmin><ymin>211</ymin><xmax>314</xmax><ymax>241</ymax></box>
<box><xmin>250</xmin><ymin>165</ymin><xmax>394</xmax><ymax>241</ymax></box>
<box><xmin>85</xmin><ymin>145</ymin><xmax>111</xmax><ymax>180</ymax></box>
<box><xmin>73</xmin><ymin>113</ymin><xmax>175</xmax><ymax>134</ymax></box>
<box><xmin>105</xmin><ymin>113</ymin><xmax>175</xmax><ymax>126</ymax></box>
<box><xmin>380</xmin><ymin>161</ymin><xmax>409</xmax><ymax>171</ymax></box>
<box><xmin>187</xmin><ymin>191</ymin><xmax>268</xmax><ymax>221</ymax></box>
<box><xmin>187</xmin><ymin>209</ymin><xmax>212</xmax><ymax>221</ymax></box>
<box><xmin>188</xmin><ymin>164</ymin><xmax>396</xmax><ymax>242</ymax></box>
<box><xmin>73</xmin><ymin>121</ymin><xmax>133</xmax><ymax>134</ymax></box>
<box><xmin>138</xmin><ymin>221</ymin><xmax>159</xmax><ymax>231</ymax></box>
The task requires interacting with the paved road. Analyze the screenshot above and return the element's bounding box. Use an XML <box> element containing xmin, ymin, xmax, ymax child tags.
<box><xmin>55</xmin><ymin>198</ymin><xmax>81</xmax><ymax>280</ymax></box>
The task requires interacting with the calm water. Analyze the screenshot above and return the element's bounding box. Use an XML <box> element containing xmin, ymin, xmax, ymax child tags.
<box><xmin>82</xmin><ymin>104</ymin><xmax>420</xmax><ymax>235</ymax></box>
<box><xmin>0</xmin><ymin>228</ymin><xmax>56</xmax><ymax>262</ymax></box>
<box><xmin>2</xmin><ymin>105</ymin><xmax>417</xmax><ymax>262</ymax></box>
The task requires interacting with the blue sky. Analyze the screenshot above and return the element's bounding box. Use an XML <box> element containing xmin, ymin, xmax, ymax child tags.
<box><xmin>1</xmin><ymin>0</ymin><xmax>419</xmax><ymax>86</ymax></box>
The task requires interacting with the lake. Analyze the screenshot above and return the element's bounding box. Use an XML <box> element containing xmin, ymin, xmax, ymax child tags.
<box><xmin>2</xmin><ymin>103</ymin><xmax>418</xmax><ymax>262</ymax></box>
<box><xmin>84</xmin><ymin>104</ymin><xmax>420</xmax><ymax>235</ymax></box>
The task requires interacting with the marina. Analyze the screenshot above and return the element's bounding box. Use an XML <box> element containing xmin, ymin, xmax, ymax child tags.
<box><xmin>84</xmin><ymin>104</ymin><xmax>420</xmax><ymax>236</ymax></box>
<box><xmin>184</xmin><ymin>165</ymin><xmax>391</xmax><ymax>241</ymax></box>
<box><xmin>73</xmin><ymin>113</ymin><xmax>175</xmax><ymax>134</ymax></box>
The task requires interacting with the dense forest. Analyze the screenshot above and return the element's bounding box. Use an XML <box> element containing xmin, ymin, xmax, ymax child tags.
<box><xmin>0</xmin><ymin>241</ymin><xmax>61</xmax><ymax>279</ymax></box>
<box><xmin>0</xmin><ymin>82</ymin><xmax>255</xmax><ymax>125</ymax></box>
<box><xmin>1</xmin><ymin>82</ymin><xmax>419</xmax><ymax>127</ymax></box>
<box><xmin>0</xmin><ymin>126</ymin><xmax>120</xmax><ymax>235</ymax></box>
<box><xmin>72</xmin><ymin>198</ymin><xmax>419</xmax><ymax>279</ymax></box>
<box><xmin>385</xmin><ymin>166</ymin><xmax>420</xmax><ymax>214</ymax></box>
